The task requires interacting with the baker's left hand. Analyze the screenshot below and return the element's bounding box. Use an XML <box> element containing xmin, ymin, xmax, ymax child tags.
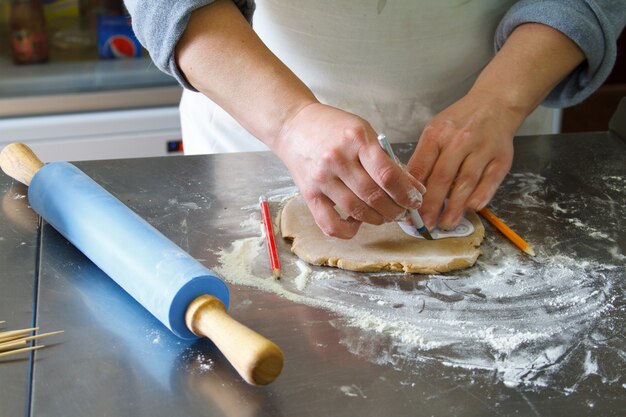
<box><xmin>407</xmin><ymin>90</ymin><xmax>524</xmax><ymax>230</ymax></box>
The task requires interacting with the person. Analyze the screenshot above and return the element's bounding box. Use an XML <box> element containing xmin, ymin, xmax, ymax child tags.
<box><xmin>125</xmin><ymin>0</ymin><xmax>625</xmax><ymax>238</ymax></box>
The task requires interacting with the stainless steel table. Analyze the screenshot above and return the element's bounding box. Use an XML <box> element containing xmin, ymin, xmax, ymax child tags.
<box><xmin>0</xmin><ymin>177</ymin><xmax>39</xmax><ymax>417</ymax></box>
<box><xmin>2</xmin><ymin>102</ymin><xmax>625</xmax><ymax>416</ymax></box>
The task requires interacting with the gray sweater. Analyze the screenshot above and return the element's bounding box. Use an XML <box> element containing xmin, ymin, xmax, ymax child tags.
<box><xmin>124</xmin><ymin>0</ymin><xmax>625</xmax><ymax>108</ymax></box>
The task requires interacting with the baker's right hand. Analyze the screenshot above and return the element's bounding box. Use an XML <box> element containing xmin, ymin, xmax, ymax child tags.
<box><xmin>272</xmin><ymin>102</ymin><xmax>425</xmax><ymax>239</ymax></box>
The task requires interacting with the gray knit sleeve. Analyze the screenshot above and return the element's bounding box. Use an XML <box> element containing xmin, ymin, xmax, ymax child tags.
<box><xmin>496</xmin><ymin>0</ymin><xmax>626</xmax><ymax>108</ymax></box>
<box><xmin>124</xmin><ymin>0</ymin><xmax>255</xmax><ymax>90</ymax></box>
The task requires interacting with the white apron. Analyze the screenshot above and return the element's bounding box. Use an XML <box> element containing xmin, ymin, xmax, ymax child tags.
<box><xmin>181</xmin><ymin>0</ymin><xmax>554</xmax><ymax>155</ymax></box>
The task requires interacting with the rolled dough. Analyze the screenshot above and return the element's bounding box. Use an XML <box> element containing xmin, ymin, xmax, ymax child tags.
<box><xmin>280</xmin><ymin>194</ymin><xmax>485</xmax><ymax>274</ymax></box>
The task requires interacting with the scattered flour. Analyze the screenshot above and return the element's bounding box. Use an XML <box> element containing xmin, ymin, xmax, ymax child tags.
<box><xmin>217</xmin><ymin>228</ymin><xmax>621</xmax><ymax>390</ymax></box>
<box><xmin>551</xmin><ymin>202</ymin><xmax>568</xmax><ymax>213</ymax></box>
<box><xmin>239</xmin><ymin>215</ymin><xmax>261</xmax><ymax>231</ymax></box>
<box><xmin>607</xmin><ymin>246</ymin><xmax>626</xmax><ymax>262</ymax></box>
<box><xmin>340</xmin><ymin>385</ymin><xmax>367</xmax><ymax>398</ymax></box>
<box><xmin>147</xmin><ymin>329</ymin><xmax>162</xmax><ymax>345</ymax></box>
<box><xmin>214</xmin><ymin>173</ymin><xmax>624</xmax><ymax>393</ymax></box>
<box><xmin>294</xmin><ymin>259</ymin><xmax>312</xmax><ymax>291</ymax></box>
<box><xmin>197</xmin><ymin>357</ymin><xmax>215</xmax><ymax>373</ymax></box>
<box><xmin>505</xmin><ymin>173</ymin><xmax>546</xmax><ymax>207</ymax></box>
<box><xmin>602</xmin><ymin>175</ymin><xmax>626</xmax><ymax>193</ymax></box>
<box><xmin>182</xmin><ymin>352</ymin><xmax>215</xmax><ymax>374</ymax></box>
<box><xmin>566</xmin><ymin>218</ymin><xmax>612</xmax><ymax>240</ymax></box>
<box><xmin>167</xmin><ymin>198</ymin><xmax>201</xmax><ymax>211</ymax></box>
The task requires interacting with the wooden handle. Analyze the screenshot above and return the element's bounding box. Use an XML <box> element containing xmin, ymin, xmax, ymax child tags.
<box><xmin>0</xmin><ymin>143</ymin><xmax>44</xmax><ymax>186</ymax></box>
<box><xmin>185</xmin><ymin>295</ymin><xmax>284</xmax><ymax>385</ymax></box>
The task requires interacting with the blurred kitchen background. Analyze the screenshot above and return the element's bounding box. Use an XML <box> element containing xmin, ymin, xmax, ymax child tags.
<box><xmin>0</xmin><ymin>0</ymin><xmax>183</xmax><ymax>162</ymax></box>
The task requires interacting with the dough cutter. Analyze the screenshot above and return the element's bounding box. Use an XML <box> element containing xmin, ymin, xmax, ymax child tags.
<box><xmin>398</xmin><ymin>216</ymin><xmax>475</xmax><ymax>239</ymax></box>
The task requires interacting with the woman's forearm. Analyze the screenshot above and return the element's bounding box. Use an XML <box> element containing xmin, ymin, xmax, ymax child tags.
<box><xmin>470</xmin><ymin>23</ymin><xmax>585</xmax><ymax>125</ymax></box>
<box><xmin>175</xmin><ymin>0</ymin><xmax>318</xmax><ymax>147</ymax></box>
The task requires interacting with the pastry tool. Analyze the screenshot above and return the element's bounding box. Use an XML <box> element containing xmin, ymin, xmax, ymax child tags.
<box><xmin>397</xmin><ymin>217</ymin><xmax>474</xmax><ymax>239</ymax></box>
<box><xmin>377</xmin><ymin>134</ymin><xmax>433</xmax><ymax>240</ymax></box>
<box><xmin>259</xmin><ymin>195</ymin><xmax>281</xmax><ymax>278</ymax></box>
<box><xmin>0</xmin><ymin>143</ymin><xmax>284</xmax><ymax>385</ymax></box>
<box><xmin>479</xmin><ymin>207</ymin><xmax>535</xmax><ymax>256</ymax></box>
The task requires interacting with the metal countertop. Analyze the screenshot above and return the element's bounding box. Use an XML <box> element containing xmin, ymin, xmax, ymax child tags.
<box><xmin>1</xmin><ymin>103</ymin><xmax>625</xmax><ymax>416</ymax></box>
<box><xmin>0</xmin><ymin>178</ymin><xmax>39</xmax><ymax>417</ymax></box>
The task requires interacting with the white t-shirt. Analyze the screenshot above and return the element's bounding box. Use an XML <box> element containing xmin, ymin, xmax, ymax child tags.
<box><xmin>181</xmin><ymin>0</ymin><xmax>553</xmax><ymax>155</ymax></box>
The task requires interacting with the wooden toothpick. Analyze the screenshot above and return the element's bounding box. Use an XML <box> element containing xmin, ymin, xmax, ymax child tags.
<box><xmin>0</xmin><ymin>345</ymin><xmax>44</xmax><ymax>359</ymax></box>
<box><xmin>0</xmin><ymin>322</ymin><xmax>63</xmax><ymax>360</ymax></box>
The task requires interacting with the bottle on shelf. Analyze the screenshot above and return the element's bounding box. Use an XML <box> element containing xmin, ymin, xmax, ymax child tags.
<box><xmin>9</xmin><ymin>0</ymin><xmax>50</xmax><ymax>64</ymax></box>
<box><xmin>44</xmin><ymin>0</ymin><xmax>96</xmax><ymax>61</ymax></box>
<box><xmin>79</xmin><ymin>0</ymin><xmax>123</xmax><ymax>33</ymax></box>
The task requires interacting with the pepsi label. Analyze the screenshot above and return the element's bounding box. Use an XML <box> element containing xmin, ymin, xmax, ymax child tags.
<box><xmin>97</xmin><ymin>15</ymin><xmax>142</xmax><ymax>59</ymax></box>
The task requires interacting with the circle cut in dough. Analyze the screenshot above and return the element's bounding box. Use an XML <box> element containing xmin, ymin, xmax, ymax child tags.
<box><xmin>280</xmin><ymin>194</ymin><xmax>485</xmax><ymax>274</ymax></box>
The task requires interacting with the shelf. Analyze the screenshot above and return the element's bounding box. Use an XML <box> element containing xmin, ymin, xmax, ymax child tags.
<box><xmin>0</xmin><ymin>54</ymin><xmax>176</xmax><ymax>98</ymax></box>
<box><xmin>0</xmin><ymin>54</ymin><xmax>182</xmax><ymax>117</ymax></box>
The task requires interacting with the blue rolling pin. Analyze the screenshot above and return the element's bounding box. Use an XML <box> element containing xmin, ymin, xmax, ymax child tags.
<box><xmin>0</xmin><ymin>143</ymin><xmax>283</xmax><ymax>385</ymax></box>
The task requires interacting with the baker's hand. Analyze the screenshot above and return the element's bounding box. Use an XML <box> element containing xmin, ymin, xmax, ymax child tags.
<box><xmin>274</xmin><ymin>102</ymin><xmax>425</xmax><ymax>239</ymax></box>
<box><xmin>407</xmin><ymin>91</ymin><xmax>522</xmax><ymax>230</ymax></box>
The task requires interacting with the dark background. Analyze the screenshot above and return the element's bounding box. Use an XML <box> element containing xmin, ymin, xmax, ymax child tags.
<box><xmin>562</xmin><ymin>30</ymin><xmax>626</xmax><ymax>132</ymax></box>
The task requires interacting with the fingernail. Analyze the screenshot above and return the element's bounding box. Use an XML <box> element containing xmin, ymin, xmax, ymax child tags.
<box><xmin>469</xmin><ymin>199</ymin><xmax>487</xmax><ymax>211</ymax></box>
<box><xmin>440</xmin><ymin>215</ymin><xmax>461</xmax><ymax>231</ymax></box>
<box><xmin>440</xmin><ymin>221</ymin><xmax>456</xmax><ymax>232</ymax></box>
<box><xmin>407</xmin><ymin>187</ymin><xmax>422</xmax><ymax>208</ymax></box>
<box><xmin>439</xmin><ymin>222</ymin><xmax>451</xmax><ymax>231</ymax></box>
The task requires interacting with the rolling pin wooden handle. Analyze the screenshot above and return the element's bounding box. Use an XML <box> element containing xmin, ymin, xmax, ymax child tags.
<box><xmin>185</xmin><ymin>295</ymin><xmax>284</xmax><ymax>385</ymax></box>
<box><xmin>0</xmin><ymin>143</ymin><xmax>44</xmax><ymax>186</ymax></box>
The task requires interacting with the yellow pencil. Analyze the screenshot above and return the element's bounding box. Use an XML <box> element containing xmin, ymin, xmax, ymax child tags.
<box><xmin>479</xmin><ymin>207</ymin><xmax>535</xmax><ymax>256</ymax></box>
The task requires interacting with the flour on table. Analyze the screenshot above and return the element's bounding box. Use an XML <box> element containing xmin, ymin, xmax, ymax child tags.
<box><xmin>215</xmin><ymin>174</ymin><xmax>624</xmax><ymax>393</ymax></box>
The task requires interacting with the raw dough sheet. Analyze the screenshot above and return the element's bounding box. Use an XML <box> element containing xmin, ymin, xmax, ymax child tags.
<box><xmin>280</xmin><ymin>194</ymin><xmax>485</xmax><ymax>274</ymax></box>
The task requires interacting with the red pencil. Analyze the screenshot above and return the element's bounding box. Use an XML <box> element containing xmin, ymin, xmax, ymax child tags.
<box><xmin>259</xmin><ymin>195</ymin><xmax>281</xmax><ymax>278</ymax></box>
